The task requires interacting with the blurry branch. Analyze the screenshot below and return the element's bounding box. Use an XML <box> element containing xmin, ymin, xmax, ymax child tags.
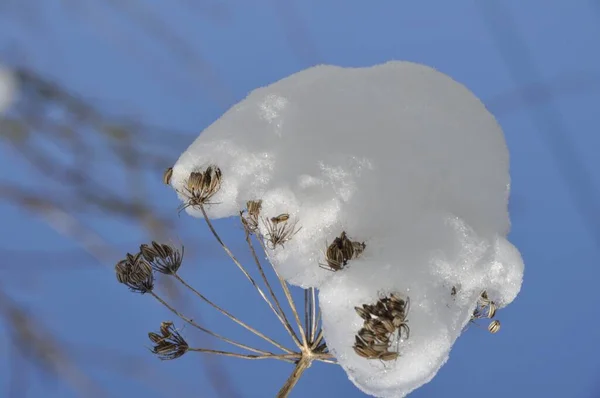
<box><xmin>0</xmin><ymin>286</ymin><xmax>106</xmax><ymax>398</ymax></box>
<box><xmin>479</xmin><ymin>3</ymin><xmax>600</xmax><ymax>249</ymax></box>
<box><xmin>0</xmin><ymin>64</ymin><xmax>241</xmax><ymax>396</ymax></box>
<box><xmin>487</xmin><ymin>71</ymin><xmax>600</xmax><ymax>115</ymax></box>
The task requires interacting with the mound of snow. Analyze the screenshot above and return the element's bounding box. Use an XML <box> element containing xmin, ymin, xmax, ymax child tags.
<box><xmin>171</xmin><ymin>61</ymin><xmax>523</xmax><ymax>397</ymax></box>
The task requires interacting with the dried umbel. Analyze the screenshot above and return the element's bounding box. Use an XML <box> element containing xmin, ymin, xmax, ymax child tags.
<box><xmin>472</xmin><ymin>291</ymin><xmax>497</xmax><ymax>320</ymax></box>
<box><xmin>115</xmin><ymin>252</ymin><xmax>154</xmax><ymax>293</ymax></box>
<box><xmin>240</xmin><ymin>200</ymin><xmax>263</xmax><ymax>234</ymax></box>
<box><xmin>178</xmin><ymin>165</ymin><xmax>222</xmax><ymax>213</ymax></box>
<box><xmin>469</xmin><ymin>291</ymin><xmax>503</xmax><ymax>334</ymax></box>
<box><xmin>353</xmin><ymin>293</ymin><xmax>410</xmax><ymax>361</ymax></box>
<box><xmin>321</xmin><ymin>231</ymin><xmax>366</xmax><ymax>271</ymax></box>
<box><xmin>261</xmin><ymin>213</ymin><xmax>301</xmax><ymax>249</ymax></box>
<box><xmin>140</xmin><ymin>241</ymin><xmax>184</xmax><ymax>275</ymax></box>
<box><xmin>148</xmin><ymin>321</ymin><xmax>189</xmax><ymax>360</ymax></box>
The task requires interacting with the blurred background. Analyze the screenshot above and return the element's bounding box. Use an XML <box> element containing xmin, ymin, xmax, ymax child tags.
<box><xmin>0</xmin><ymin>1</ymin><xmax>599</xmax><ymax>397</ymax></box>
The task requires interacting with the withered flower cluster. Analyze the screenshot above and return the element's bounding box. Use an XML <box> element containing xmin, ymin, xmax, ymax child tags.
<box><xmin>261</xmin><ymin>213</ymin><xmax>301</xmax><ymax>249</ymax></box>
<box><xmin>179</xmin><ymin>165</ymin><xmax>223</xmax><ymax>212</ymax></box>
<box><xmin>321</xmin><ymin>231</ymin><xmax>366</xmax><ymax>271</ymax></box>
<box><xmin>148</xmin><ymin>321</ymin><xmax>189</xmax><ymax>360</ymax></box>
<box><xmin>472</xmin><ymin>290</ymin><xmax>497</xmax><ymax>319</ymax></box>
<box><xmin>471</xmin><ymin>290</ymin><xmax>501</xmax><ymax>334</ymax></box>
<box><xmin>115</xmin><ymin>242</ymin><xmax>184</xmax><ymax>291</ymax></box>
<box><xmin>140</xmin><ymin>241</ymin><xmax>184</xmax><ymax>275</ymax></box>
<box><xmin>353</xmin><ymin>293</ymin><xmax>410</xmax><ymax>361</ymax></box>
<box><xmin>115</xmin><ymin>252</ymin><xmax>154</xmax><ymax>294</ymax></box>
<box><xmin>240</xmin><ymin>200</ymin><xmax>263</xmax><ymax>234</ymax></box>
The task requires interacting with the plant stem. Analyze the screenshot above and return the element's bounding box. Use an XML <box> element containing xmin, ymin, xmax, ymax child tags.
<box><xmin>276</xmin><ymin>356</ymin><xmax>312</xmax><ymax>398</ymax></box>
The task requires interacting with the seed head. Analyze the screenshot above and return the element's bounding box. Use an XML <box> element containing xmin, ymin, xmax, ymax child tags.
<box><xmin>148</xmin><ymin>321</ymin><xmax>188</xmax><ymax>360</ymax></box>
<box><xmin>140</xmin><ymin>241</ymin><xmax>184</xmax><ymax>275</ymax></box>
<box><xmin>115</xmin><ymin>252</ymin><xmax>154</xmax><ymax>293</ymax></box>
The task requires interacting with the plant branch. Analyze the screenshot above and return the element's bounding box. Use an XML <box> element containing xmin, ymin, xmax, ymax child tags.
<box><xmin>149</xmin><ymin>292</ymin><xmax>273</xmax><ymax>356</ymax></box>
<box><xmin>173</xmin><ymin>274</ymin><xmax>293</xmax><ymax>354</ymax></box>
<box><xmin>244</xmin><ymin>229</ymin><xmax>302</xmax><ymax>348</ymax></box>
<box><xmin>276</xmin><ymin>356</ymin><xmax>312</xmax><ymax>398</ymax></box>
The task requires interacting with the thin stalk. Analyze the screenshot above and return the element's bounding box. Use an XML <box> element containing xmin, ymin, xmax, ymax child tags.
<box><xmin>245</xmin><ymin>230</ymin><xmax>302</xmax><ymax>348</ymax></box>
<box><xmin>199</xmin><ymin>205</ymin><xmax>288</xmax><ymax>337</ymax></box>
<box><xmin>304</xmin><ymin>290</ymin><xmax>310</xmax><ymax>343</ymax></box>
<box><xmin>173</xmin><ymin>274</ymin><xmax>294</xmax><ymax>354</ymax></box>
<box><xmin>276</xmin><ymin>356</ymin><xmax>312</xmax><ymax>398</ymax></box>
<box><xmin>188</xmin><ymin>348</ymin><xmax>301</xmax><ymax>361</ymax></box>
<box><xmin>149</xmin><ymin>292</ymin><xmax>271</xmax><ymax>356</ymax></box>
<box><xmin>311</xmin><ymin>329</ymin><xmax>324</xmax><ymax>351</ymax></box>
<box><xmin>256</xmin><ymin>238</ymin><xmax>308</xmax><ymax>349</ymax></box>
<box><xmin>310</xmin><ymin>287</ymin><xmax>317</xmax><ymax>343</ymax></box>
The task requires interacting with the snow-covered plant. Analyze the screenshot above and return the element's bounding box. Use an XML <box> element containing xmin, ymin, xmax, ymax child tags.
<box><xmin>115</xmin><ymin>61</ymin><xmax>524</xmax><ymax>397</ymax></box>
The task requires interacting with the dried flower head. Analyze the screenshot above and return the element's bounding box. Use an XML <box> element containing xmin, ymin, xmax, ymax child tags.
<box><xmin>352</xmin><ymin>293</ymin><xmax>410</xmax><ymax>361</ymax></box>
<box><xmin>115</xmin><ymin>252</ymin><xmax>154</xmax><ymax>293</ymax></box>
<box><xmin>320</xmin><ymin>231</ymin><xmax>366</xmax><ymax>271</ymax></box>
<box><xmin>140</xmin><ymin>241</ymin><xmax>184</xmax><ymax>275</ymax></box>
<box><xmin>240</xmin><ymin>200</ymin><xmax>263</xmax><ymax>234</ymax></box>
<box><xmin>148</xmin><ymin>321</ymin><xmax>189</xmax><ymax>360</ymax></box>
<box><xmin>472</xmin><ymin>290</ymin><xmax>497</xmax><ymax>319</ymax></box>
<box><xmin>261</xmin><ymin>214</ymin><xmax>301</xmax><ymax>249</ymax></box>
<box><xmin>178</xmin><ymin>165</ymin><xmax>222</xmax><ymax>213</ymax></box>
<box><xmin>163</xmin><ymin>167</ymin><xmax>173</xmax><ymax>185</ymax></box>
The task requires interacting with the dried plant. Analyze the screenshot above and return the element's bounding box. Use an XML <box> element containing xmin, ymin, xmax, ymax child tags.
<box><xmin>320</xmin><ymin>231</ymin><xmax>366</xmax><ymax>271</ymax></box>
<box><xmin>353</xmin><ymin>293</ymin><xmax>410</xmax><ymax>361</ymax></box>
<box><xmin>115</xmin><ymin>167</ymin><xmax>335</xmax><ymax>397</ymax></box>
<box><xmin>177</xmin><ymin>165</ymin><xmax>223</xmax><ymax>213</ymax></box>
<box><xmin>114</xmin><ymin>166</ymin><xmax>507</xmax><ymax>396</ymax></box>
<box><xmin>261</xmin><ymin>214</ymin><xmax>302</xmax><ymax>250</ymax></box>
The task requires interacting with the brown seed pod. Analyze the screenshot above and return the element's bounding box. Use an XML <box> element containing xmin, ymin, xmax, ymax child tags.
<box><xmin>270</xmin><ymin>213</ymin><xmax>290</xmax><ymax>224</ymax></box>
<box><xmin>163</xmin><ymin>167</ymin><xmax>173</xmax><ymax>185</ymax></box>
<box><xmin>378</xmin><ymin>351</ymin><xmax>399</xmax><ymax>361</ymax></box>
<box><xmin>488</xmin><ymin>320</ymin><xmax>501</xmax><ymax>334</ymax></box>
<box><xmin>355</xmin><ymin>306</ymin><xmax>371</xmax><ymax>321</ymax></box>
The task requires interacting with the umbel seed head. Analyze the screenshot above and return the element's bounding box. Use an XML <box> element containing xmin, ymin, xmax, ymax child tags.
<box><xmin>140</xmin><ymin>241</ymin><xmax>184</xmax><ymax>275</ymax></box>
<box><xmin>114</xmin><ymin>252</ymin><xmax>154</xmax><ymax>294</ymax></box>
<box><xmin>148</xmin><ymin>321</ymin><xmax>189</xmax><ymax>360</ymax></box>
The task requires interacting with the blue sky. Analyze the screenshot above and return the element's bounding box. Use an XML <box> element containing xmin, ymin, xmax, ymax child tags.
<box><xmin>1</xmin><ymin>1</ymin><xmax>599</xmax><ymax>397</ymax></box>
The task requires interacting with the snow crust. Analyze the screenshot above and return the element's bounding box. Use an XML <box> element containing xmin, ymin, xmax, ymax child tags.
<box><xmin>0</xmin><ymin>65</ymin><xmax>17</xmax><ymax>114</ymax></box>
<box><xmin>171</xmin><ymin>61</ymin><xmax>524</xmax><ymax>397</ymax></box>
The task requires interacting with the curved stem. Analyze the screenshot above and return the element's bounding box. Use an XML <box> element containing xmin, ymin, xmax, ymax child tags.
<box><xmin>276</xmin><ymin>357</ymin><xmax>312</xmax><ymax>398</ymax></box>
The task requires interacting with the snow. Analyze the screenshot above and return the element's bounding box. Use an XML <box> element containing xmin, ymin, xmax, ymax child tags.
<box><xmin>171</xmin><ymin>61</ymin><xmax>524</xmax><ymax>397</ymax></box>
<box><xmin>0</xmin><ymin>64</ymin><xmax>17</xmax><ymax>114</ymax></box>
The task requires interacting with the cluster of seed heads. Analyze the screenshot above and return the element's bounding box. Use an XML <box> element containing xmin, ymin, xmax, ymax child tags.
<box><xmin>115</xmin><ymin>252</ymin><xmax>154</xmax><ymax>294</ymax></box>
<box><xmin>261</xmin><ymin>213</ymin><xmax>302</xmax><ymax>249</ymax></box>
<box><xmin>453</xmin><ymin>286</ymin><xmax>502</xmax><ymax>334</ymax></box>
<box><xmin>320</xmin><ymin>231</ymin><xmax>366</xmax><ymax>271</ymax></box>
<box><xmin>178</xmin><ymin>165</ymin><xmax>223</xmax><ymax>213</ymax></box>
<box><xmin>473</xmin><ymin>291</ymin><xmax>501</xmax><ymax>334</ymax></box>
<box><xmin>115</xmin><ymin>242</ymin><xmax>184</xmax><ymax>292</ymax></box>
<box><xmin>353</xmin><ymin>293</ymin><xmax>410</xmax><ymax>361</ymax></box>
<box><xmin>148</xmin><ymin>321</ymin><xmax>189</xmax><ymax>360</ymax></box>
<box><xmin>240</xmin><ymin>200</ymin><xmax>263</xmax><ymax>234</ymax></box>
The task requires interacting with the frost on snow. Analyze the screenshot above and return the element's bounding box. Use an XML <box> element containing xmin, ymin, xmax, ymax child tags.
<box><xmin>0</xmin><ymin>64</ymin><xmax>17</xmax><ymax>114</ymax></box>
<box><xmin>171</xmin><ymin>61</ymin><xmax>524</xmax><ymax>397</ymax></box>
